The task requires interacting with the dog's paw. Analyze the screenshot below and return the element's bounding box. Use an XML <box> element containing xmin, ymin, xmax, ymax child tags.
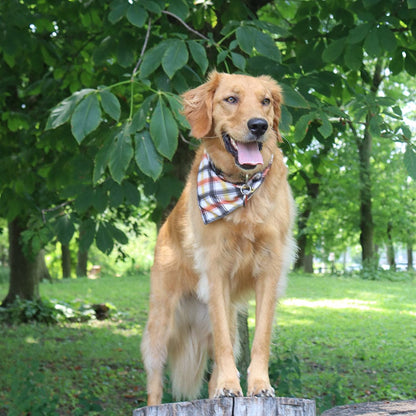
<box><xmin>247</xmin><ymin>380</ymin><xmax>275</xmax><ymax>398</ymax></box>
<box><xmin>213</xmin><ymin>378</ymin><xmax>243</xmax><ymax>399</ymax></box>
<box><xmin>215</xmin><ymin>387</ymin><xmax>243</xmax><ymax>398</ymax></box>
<box><xmin>252</xmin><ymin>387</ymin><xmax>275</xmax><ymax>398</ymax></box>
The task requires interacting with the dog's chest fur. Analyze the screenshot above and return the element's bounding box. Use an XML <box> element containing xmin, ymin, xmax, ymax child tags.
<box><xmin>192</xmin><ymin>215</ymin><xmax>276</xmax><ymax>304</ymax></box>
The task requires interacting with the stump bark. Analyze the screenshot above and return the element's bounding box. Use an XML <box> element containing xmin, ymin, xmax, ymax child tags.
<box><xmin>321</xmin><ymin>400</ymin><xmax>416</xmax><ymax>416</ymax></box>
<box><xmin>133</xmin><ymin>397</ymin><xmax>316</xmax><ymax>416</ymax></box>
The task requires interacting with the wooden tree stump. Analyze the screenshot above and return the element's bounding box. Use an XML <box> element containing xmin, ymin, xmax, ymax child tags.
<box><xmin>321</xmin><ymin>400</ymin><xmax>416</xmax><ymax>416</ymax></box>
<box><xmin>133</xmin><ymin>397</ymin><xmax>316</xmax><ymax>416</ymax></box>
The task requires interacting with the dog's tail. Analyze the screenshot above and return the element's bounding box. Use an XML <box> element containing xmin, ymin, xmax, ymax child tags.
<box><xmin>168</xmin><ymin>296</ymin><xmax>212</xmax><ymax>400</ymax></box>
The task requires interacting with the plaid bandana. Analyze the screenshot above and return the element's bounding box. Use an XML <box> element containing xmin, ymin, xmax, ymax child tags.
<box><xmin>197</xmin><ymin>151</ymin><xmax>273</xmax><ymax>224</ymax></box>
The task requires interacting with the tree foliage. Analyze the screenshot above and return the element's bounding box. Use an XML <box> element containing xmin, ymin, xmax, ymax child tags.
<box><xmin>1</xmin><ymin>0</ymin><xmax>416</xmax><ymax>301</ymax></box>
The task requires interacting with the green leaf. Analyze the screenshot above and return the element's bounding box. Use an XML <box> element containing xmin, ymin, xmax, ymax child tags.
<box><xmin>294</xmin><ymin>113</ymin><xmax>316</xmax><ymax>142</ymax></box>
<box><xmin>108</xmin><ymin>0</ymin><xmax>128</xmax><ymax>24</ymax></box>
<box><xmin>377</xmin><ymin>26</ymin><xmax>396</xmax><ymax>53</ymax></box>
<box><xmin>150</xmin><ymin>97</ymin><xmax>178</xmax><ymax>159</ymax></box>
<box><xmin>347</xmin><ymin>23</ymin><xmax>371</xmax><ymax>44</ymax></box>
<box><xmin>143</xmin><ymin>0</ymin><xmax>162</xmax><ymax>14</ymax></box>
<box><xmin>134</xmin><ymin>131</ymin><xmax>163</xmax><ymax>180</ymax></box>
<box><xmin>280</xmin><ymin>105</ymin><xmax>292</xmax><ymax>132</ymax></box>
<box><xmin>46</xmin><ymin>89</ymin><xmax>95</xmax><ymax>130</ymax></box>
<box><xmin>392</xmin><ymin>106</ymin><xmax>402</xmax><ymax>117</ymax></box>
<box><xmin>217</xmin><ymin>49</ymin><xmax>229</xmax><ymax>65</ymax></box>
<box><xmin>165</xmin><ymin>94</ymin><xmax>189</xmax><ymax>128</ymax></box>
<box><xmin>318</xmin><ymin>113</ymin><xmax>333</xmax><ymax>138</ymax></box>
<box><xmin>409</xmin><ymin>0</ymin><xmax>416</xmax><ymax>8</ymax></box>
<box><xmin>364</xmin><ymin>29</ymin><xmax>381</xmax><ymax>57</ymax></box>
<box><xmin>108</xmin><ymin>126</ymin><xmax>134</xmax><ymax>184</ymax></box>
<box><xmin>79</xmin><ymin>219</ymin><xmax>96</xmax><ymax>253</ymax></box>
<box><xmin>188</xmin><ymin>41</ymin><xmax>208</xmax><ymax>74</ymax></box>
<box><xmin>375</xmin><ymin>96</ymin><xmax>395</xmax><ymax>107</ymax></box>
<box><xmin>109</xmin><ymin>181</ymin><xmax>124</xmax><ymax>207</ymax></box>
<box><xmin>129</xmin><ymin>94</ymin><xmax>156</xmax><ymax>133</ymax></box>
<box><xmin>401</xmin><ymin>125</ymin><xmax>412</xmax><ymax>140</ymax></box>
<box><xmin>280</xmin><ymin>83</ymin><xmax>310</xmax><ymax>109</ymax></box>
<box><xmin>126</xmin><ymin>3</ymin><xmax>147</xmax><ymax>27</ymax></box>
<box><xmin>389</xmin><ymin>48</ymin><xmax>404</xmax><ymax>74</ymax></box>
<box><xmin>122</xmin><ymin>181</ymin><xmax>141</xmax><ymax>206</ymax></box>
<box><xmin>363</xmin><ymin>0</ymin><xmax>381</xmax><ymax>6</ymax></box>
<box><xmin>322</xmin><ymin>38</ymin><xmax>346</xmax><ymax>63</ymax></box>
<box><xmin>74</xmin><ymin>187</ymin><xmax>93</xmax><ymax>213</ymax></box>
<box><xmin>71</xmin><ymin>94</ymin><xmax>101</xmax><ymax>144</ymax></box>
<box><xmin>108</xmin><ymin>224</ymin><xmax>129</xmax><ymax>245</ymax></box>
<box><xmin>236</xmin><ymin>26</ymin><xmax>257</xmax><ymax>54</ymax></box>
<box><xmin>93</xmin><ymin>136</ymin><xmax>113</xmax><ymax>184</ymax></box>
<box><xmin>369</xmin><ymin>114</ymin><xmax>383</xmax><ymax>138</ymax></box>
<box><xmin>167</xmin><ymin>0</ymin><xmax>189</xmax><ymax>20</ymax></box>
<box><xmin>231</xmin><ymin>52</ymin><xmax>246</xmax><ymax>70</ymax></box>
<box><xmin>404</xmin><ymin>145</ymin><xmax>416</xmax><ymax>179</ymax></box>
<box><xmin>117</xmin><ymin>35</ymin><xmax>135</xmax><ymax>68</ymax></box>
<box><xmin>344</xmin><ymin>44</ymin><xmax>363</xmax><ymax>70</ymax></box>
<box><xmin>254</xmin><ymin>31</ymin><xmax>281</xmax><ymax>63</ymax></box>
<box><xmin>162</xmin><ymin>39</ymin><xmax>189</xmax><ymax>78</ymax></box>
<box><xmin>100</xmin><ymin>90</ymin><xmax>121</xmax><ymax>121</ymax></box>
<box><xmin>91</xmin><ymin>187</ymin><xmax>107</xmax><ymax>213</ymax></box>
<box><xmin>96</xmin><ymin>223</ymin><xmax>114</xmax><ymax>254</ymax></box>
<box><xmin>54</xmin><ymin>214</ymin><xmax>75</xmax><ymax>245</ymax></box>
<box><xmin>404</xmin><ymin>50</ymin><xmax>416</xmax><ymax>76</ymax></box>
<box><xmin>140</xmin><ymin>43</ymin><xmax>166</xmax><ymax>79</ymax></box>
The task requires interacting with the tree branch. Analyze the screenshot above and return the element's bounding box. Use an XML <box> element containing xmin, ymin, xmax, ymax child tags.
<box><xmin>131</xmin><ymin>18</ymin><xmax>152</xmax><ymax>80</ymax></box>
<box><xmin>161</xmin><ymin>10</ymin><xmax>210</xmax><ymax>42</ymax></box>
<box><xmin>41</xmin><ymin>200</ymin><xmax>73</xmax><ymax>223</ymax></box>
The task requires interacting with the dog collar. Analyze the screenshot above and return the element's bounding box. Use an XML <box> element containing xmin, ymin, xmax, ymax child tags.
<box><xmin>197</xmin><ymin>151</ymin><xmax>273</xmax><ymax>224</ymax></box>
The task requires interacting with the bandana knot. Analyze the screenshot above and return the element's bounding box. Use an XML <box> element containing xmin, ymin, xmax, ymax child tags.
<box><xmin>197</xmin><ymin>151</ymin><xmax>272</xmax><ymax>224</ymax></box>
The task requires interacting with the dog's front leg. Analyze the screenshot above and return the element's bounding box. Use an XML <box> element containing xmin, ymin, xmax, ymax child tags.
<box><xmin>247</xmin><ymin>269</ymin><xmax>280</xmax><ymax>397</ymax></box>
<box><xmin>207</xmin><ymin>274</ymin><xmax>242</xmax><ymax>398</ymax></box>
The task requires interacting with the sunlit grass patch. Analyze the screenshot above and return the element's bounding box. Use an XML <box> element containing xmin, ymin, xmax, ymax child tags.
<box><xmin>275</xmin><ymin>274</ymin><xmax>416</xmax><ymax>413</ymax></box>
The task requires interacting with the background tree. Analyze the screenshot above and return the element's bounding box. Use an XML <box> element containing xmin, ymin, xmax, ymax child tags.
<box><xmin>264</xmin><ymin>0</ymin><xmax>416</xmax><ymax>268</ymax></box>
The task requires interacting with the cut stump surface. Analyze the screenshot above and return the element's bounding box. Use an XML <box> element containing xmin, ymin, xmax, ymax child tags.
<box><xmin>134</xmin><ymin>397</ymin><xmax>316</xmax><ymax>416</ymax></box>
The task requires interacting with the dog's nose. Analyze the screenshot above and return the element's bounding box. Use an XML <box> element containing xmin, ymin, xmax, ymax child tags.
<box><xmin>247</xmin><ymin>118</ymin><xmax>268</xmax><ymax>137</ymax></box>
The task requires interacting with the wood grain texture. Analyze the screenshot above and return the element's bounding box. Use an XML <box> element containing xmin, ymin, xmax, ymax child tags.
<box><xmin>133</xmin><ymin>397</ymin><xmax>316</xmax><ymax>416</ymax></box>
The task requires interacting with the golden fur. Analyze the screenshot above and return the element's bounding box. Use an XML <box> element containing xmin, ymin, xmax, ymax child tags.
<box><xmin>141</xmin><ymin>71</ymin><xmax>296</xmax><ymax>405</ymax></box>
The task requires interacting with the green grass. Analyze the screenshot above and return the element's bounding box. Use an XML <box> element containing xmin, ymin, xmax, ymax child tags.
<box><xmin>273</xmin><ymin>273</ymin><xmax>416</xmax><ymax>413</ymax></box>
<box><xmin>1</xmin><ymin>271</ymin><xmax>415</xmax><ymax>415</ymax></box>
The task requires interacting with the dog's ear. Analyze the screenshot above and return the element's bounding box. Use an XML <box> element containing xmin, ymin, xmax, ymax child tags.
<box><xmin>260</xmin><ymin>76</ymin><xmax>283</xmax><ymax>143</ymax></box>
<box><xmin>181</xmin><ymin>71</ymin><xmax>221</xmax><ymax>139</ymax></box>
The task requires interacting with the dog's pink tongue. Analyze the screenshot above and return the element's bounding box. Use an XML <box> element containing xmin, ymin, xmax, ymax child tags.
<box><xmin>237</xmin><ymin>142</ymin><xmax>263</xmax><ymax>166</ymax></box>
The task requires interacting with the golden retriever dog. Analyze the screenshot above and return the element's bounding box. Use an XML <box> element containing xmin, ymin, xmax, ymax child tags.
<box><xmin>141</xmin><ymin>71</ymin><xmax>295</xmax><ymax>406</ymax></box>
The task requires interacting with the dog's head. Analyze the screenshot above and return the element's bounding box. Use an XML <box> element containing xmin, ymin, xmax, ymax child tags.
<box><xmin>182</xmin><ymin>71</ymin><xmax>283</xmax><ymax>173</ymax></box>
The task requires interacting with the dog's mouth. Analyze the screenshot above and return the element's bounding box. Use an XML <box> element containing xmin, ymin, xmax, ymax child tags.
<box><xmin>222</xmin><ymin>133</ymin><xmax>264</xmax><ymax>170</ymax></box>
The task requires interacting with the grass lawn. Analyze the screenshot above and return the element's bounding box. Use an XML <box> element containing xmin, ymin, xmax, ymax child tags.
<box><xmin>274</xmin><ymin>273</ymin><xmax>416</xmax><ymax>413</ymax></box>
<box><xmin>1</xmin><ymin>271</ymin><xmax>415</xmax><ymax>415</ymax></box>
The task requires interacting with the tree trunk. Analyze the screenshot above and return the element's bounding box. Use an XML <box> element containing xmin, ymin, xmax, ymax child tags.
<box><xmin>304</xmin><ymin>253</ymin><xmax>314</xmax><ymax>274</ymax></box>
<box><xmin>357</xmin><ymin>117</ymin><xmax>374</xmax><ymax>264</ymax></box>
<box><xmin>2</xmin><ymin>218</ymin><xmax>40</xmax><ymax>306</ymax></box>
<box><xmin>386</xmin><ymin>221</ymin><xmax>396</xmax><ymax>270</ymax></box>
<box><xmin>355</xmin><ymin>62</ymin><xmax>384</xmax><ymax>266</ymax></box>
<box><xmin>407</xmin><ymin>241</ymin><xmax>414</xmax><ymax>271</ymax></box>
<box><xmin>294</xmin><ymin>209</ymin><xmax>310</xmax><ymax>272</ymax></box>
<box><xmin>61</xmin><ymin>244</ymin><xmax>72</xmax><ymax>278</ymax></box>
<box><xmin>76</xmin><ymin>248</ymin><xmax>88</xmax><ymax>277</ymax></box>
<box><xmin>38</xmin><ymin>249</ymin><xmax>52</xmax><ymax>282</ymax></box>
<box><xmin>294</xmin><ymin>174</ymin><xmax>319</xmax><ymax>274</ymax></box>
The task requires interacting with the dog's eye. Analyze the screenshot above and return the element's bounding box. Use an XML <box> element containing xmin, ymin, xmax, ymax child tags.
<box><xmin>262</xmin><ymin>98</ymin><xmax>271</xmax><ymax>106</ymax></box>
<box><xmin>225</xmin><ymin>96</ymin><xmax>238</xmax><ymax>104</ymax></box>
